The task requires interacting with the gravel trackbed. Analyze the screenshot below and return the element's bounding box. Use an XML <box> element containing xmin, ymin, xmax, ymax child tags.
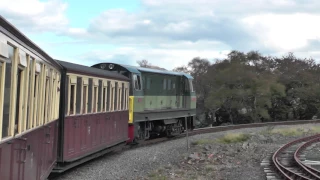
<box><xmin>52</xmin><ymin>123</ymin><xmax>320</xmax><ymax>180</ymax></box>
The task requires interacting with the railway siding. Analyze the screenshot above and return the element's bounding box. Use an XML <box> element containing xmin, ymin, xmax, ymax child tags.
<box><xmin>52</xmin><ymin>122</ymin><xmax>320</xmax><ymax>180</ymax></box>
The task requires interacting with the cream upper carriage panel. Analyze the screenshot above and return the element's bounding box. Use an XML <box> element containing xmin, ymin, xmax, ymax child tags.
<box><xmin>0</xmin><ymin>26</ymin><xmax>62</xmax><ymax>140</ymax></box>
<box><xmin>58</xmin><ymin>58</ymin><xmax>131</xmax><ymax>115</ymax></box>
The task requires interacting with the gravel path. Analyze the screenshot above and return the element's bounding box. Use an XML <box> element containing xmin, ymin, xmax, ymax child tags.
<box><xmin>51</xmin><ymin>123</ymin><xmax>320</xmax><ymax>180</ymax></box>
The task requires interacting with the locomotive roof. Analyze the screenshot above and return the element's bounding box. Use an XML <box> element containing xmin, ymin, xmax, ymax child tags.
<box><xmin>56</xmin><ymin>60</ymin><xmax>130</xmax><ymax>81</ymax></box>
<box><xmin>92</xmin><ymin>62</ymin><xmax>194</xmax><ymax>79</ymax></box>
<box><xmin>0</xmin><ymin>16</ymin><xmax>62</xmax><ymax>69</ymax></box>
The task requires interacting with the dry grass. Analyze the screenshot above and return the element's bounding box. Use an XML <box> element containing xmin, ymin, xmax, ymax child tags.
<box><xmin>311</xmin><ymin>126</ymin><xmax>320</xmax><ymax>133</ymax></box>
<box><xmin>260</xmin><ymin>125</ymin><xmax>320</xmax><ymax>136</ymax></box>
<box><xmin>191</xmin><ymin>139</ymin><xmax>215</xmax><ymax>146</ymax></box>
<box><xmin>148</xmin><ymin>172</ymin><xmax>167</xmax><ymax>180</ymax></box>
<box><xmin>216</xmin><ymin>133</ymin><xmax>251</xmax><ymax>144</ymax></box>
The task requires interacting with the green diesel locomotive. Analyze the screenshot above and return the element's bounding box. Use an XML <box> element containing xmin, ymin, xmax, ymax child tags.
<box><xmin>91</xmin><ymin>63</ymin><xmax>196</xmax><ymax>143</ymax></box>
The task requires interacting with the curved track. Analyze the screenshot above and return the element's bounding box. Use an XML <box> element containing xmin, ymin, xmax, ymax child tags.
<box><xmin>133</xmin><ymin>119</ymin><xmax>320</xmax><ymax>148</ymax></box>
<box><xmin>51</xmin><ymin>119</ymin><xmax>320</xmax><ymax>179</ymax></box>
<box><xmin>261</xmin><ymin>134</ymin><xmax>320</xmax><ymax>180</ymax></box>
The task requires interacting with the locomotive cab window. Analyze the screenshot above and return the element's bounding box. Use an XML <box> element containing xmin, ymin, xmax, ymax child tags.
<box><xmin>189</xmin><ymin>79</ymin><xmax>194</xmax><ymax>92</ymax></box>
<box><xmin>133</xmin><ymin>74</ymin><xmax>141</xmax><ymax>90</ymax></box>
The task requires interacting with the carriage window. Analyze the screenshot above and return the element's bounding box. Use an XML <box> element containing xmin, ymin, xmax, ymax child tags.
<box><xmin>110</xmin><ymin>85</ymin><xmax>114</xmax><ymax>111</ymax></box>
<box><xmin>93</xmin><ymin>86</ymin><xmax>98</xmax><ymax>113</ymax></box>
<box><xmin>163</xmin><ymin>79</ymin><xmax>167</xmax><ymax>90</ymax></box>
<box><xmin>114</xmin><ymin>82</ymin><xmax>118</xmax><ymax>111</ymax></box>
<box><xmin>0</xmin><ymin>62</ymin><xmax>3</xmax><ymax>135</ymax></box>
<box><xmin>168</xmin><ymin>79</ymin><xmax>171</xmax><ymax>90</ymax></box>
<box><xmin>44</xmin><ymin>77</ymin><xmax>50</xmax><ymax>122</ymax></box>
<box><xmin>118</xmin><ymin>86</ymin><xmax>121</xmax><ymax>110</ymax></box>
<box><xmin>14</xmin><ymin>69</ymin><xmax>23</xmax><ymax>134</ymax></box>
<box><xmin>32</xmin><ymin>74</ymin><xmax>39</xmax><ymax>127</ymax></box>
<box><xmin>121</xmin><ymin>83</ymin><xmax>125</xmax><ymax>110</ymax></box>
<box><xmin>82</xmin><ymin>85</ymin><xmax>87</xmax><ymax>114</ymax></box>
<box><xmin>26</xmin><ymin>58</ymin><xmax>33</xmax><ymax>129</ymax></box>
<box><xmin>88</xmin><ymin>79</ymin><xmax>93</xmax><ymax>113</ymax></box>
<box><xmin>172</xmin><ymin>82</ymin><xmax>175</xmax><ymax>89</ymax></box>
<box><xmin>56</xmin><ymin>80</ymin><xmax>60</xmax><ymax>118</ymax></box>
<box><xmin>33</xmin><ymin>73</ymin><xmax>39</xmax><ymax>126</ymax></box>
<box><xmin>123</xmin><ymin>87</ymin><xmax>126</xmax><ymax>110</ymax></box>
<box><xmin>98</xmin><ymin>80</ymin><xmax>102</xmax><ymax>112</ymax></box>
<box><xmin>2</xmin><ymin>45</ymin><xmax>13</xmax><ymax>138</ymax></box>
<box><xmin>125</xmin><ymin>87</ymin><xmax>128</xmax><ymax>109</ymax></box>
<box><xmin>102</xmin><ymin>86</ymin><xmax>106</xmax><ymax>111</ymax></box>
<box><xmin>107</xmin><ymin>81</ymin><xmax>110</xmax><ymax>111</ymax></box>
<box><xmin>69</xmin><ymin>84</ymin><xmax>75</xmax><ymax>115</ymax></box>
<box><xmin>76</xmin><ymin>77</ymin><xmax>82</xmax><ymax>114</ymax></box>
<box><xmin>133</xmin><ymin>74</ymin><xmax>141</xmax><ymax>90</ymax></box>
<box><xmin>51</xmin><ymin>77</ymin><xmax>56</xmax><ymax>120</ymax></box>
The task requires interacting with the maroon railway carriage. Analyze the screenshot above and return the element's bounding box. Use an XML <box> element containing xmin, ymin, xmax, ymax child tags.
<box><xmin>0</xmin><ymin>16</ymin><xmax>62</xmax><ymax>180</ymax></box>
<box><xmin>52</xmin><ymin>60</ymin><xmax>130</xmax><ymax>173</ymax></box>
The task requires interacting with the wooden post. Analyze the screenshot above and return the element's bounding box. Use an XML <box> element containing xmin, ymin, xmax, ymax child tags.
<box><xmin>185</xmin><ymin>116</ymin><xmax>189</xmax><ymax>151</ymax></box>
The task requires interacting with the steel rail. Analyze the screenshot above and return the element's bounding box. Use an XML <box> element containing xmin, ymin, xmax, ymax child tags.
<box><xmin>295</xmin><ymin>136</ymin><xmax>320</xmax><ymax>178</ymax></box>
<box><xmin>272</xmin><ymin>134</ymin><xmax>320</xmax><ymax>180</ymax></box>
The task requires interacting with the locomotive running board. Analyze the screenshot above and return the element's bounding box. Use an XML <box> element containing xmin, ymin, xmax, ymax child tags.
<box><xmin>49</xmin><ymin>142</ymin><xmax>126</xmax><ymax>175</ymax></box>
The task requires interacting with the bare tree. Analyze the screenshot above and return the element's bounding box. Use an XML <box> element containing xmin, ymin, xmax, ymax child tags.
<box><xmin>136</xmin><ymin>59</ymin><xmax>167</xmax><ymax>70</ymax></box>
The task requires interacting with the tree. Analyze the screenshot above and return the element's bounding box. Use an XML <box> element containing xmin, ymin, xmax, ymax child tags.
<box><xmin>173</xmin><ymin>50</ymin><xmax>320</xmax><ymax>126</ymax></box>
<box><xmin>136</xmin><ymin>59</ymin><xmax>167</xmax><ymax>70</ymax></box>
<box><xmin>172</xmin><ymin>66</ymin><xmax>189</xmax><ymax>73</ymax></box>
<box><xmin>137</xmin><ymin>59</ymin><xmax>151</xmax><ymax>68</ymax></box>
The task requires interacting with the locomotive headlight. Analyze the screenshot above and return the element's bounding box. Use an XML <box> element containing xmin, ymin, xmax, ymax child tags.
<box><xmin>100</xmin><ymin>64</ymin><xmax>106</xmax><ymax>69</ymax></box>
<box><xmin>109</xmin><ymin>64</ymin><xmax>114</xmax><ymax>69</ymax></box>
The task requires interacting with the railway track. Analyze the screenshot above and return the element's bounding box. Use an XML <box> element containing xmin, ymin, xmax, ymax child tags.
<box><xmin>51</xmin><ymin>119</ymin><xmax>320</xmax><ymax>179</ymax></box>
<box><xmin>261</xmin><ymin>134</ymin><xmax>320</xmax><ymax>180</ymax></box>
<box><xmin>132</xmin><ymin>119</ymin><xmax>320</xmax><ymax>148</ymax></box>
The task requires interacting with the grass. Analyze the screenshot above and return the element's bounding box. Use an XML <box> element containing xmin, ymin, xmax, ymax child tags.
<box><xmin>311</xmin><ymin>126</ymin><xmax>320</xmax><ymax>133</ymax></box>
<box><xmin>148</xmin><ymin>172</ymin><xmax>167</xmax><ymax>180</ymax></box>
<box><xmin>205</xmin><ymin>165</ymin><xmax>215</xmax><ymax>172</ymax></box>
<box><xmin>191</xmin><ymin>139</ymin><xmax>215</xmax><ymax>146</ymax></box>
<box><xmin>271</xmin><ymin>127</ymin><xmax>304</xmax><ymax>136</ymax></box>
<box><xmin>259</xmin><ymin>125</ymin><xmax>320</xmax><ymax>137</ymax></box>
<box><xmin>191</xmin><ymin>133</ymin><xmax>251</xmax><ymax>145</ymax></box>
<box><xmin>216</xmin><ymin>133</ymin><xmax>251</xmax><ymax>144</ymax></box>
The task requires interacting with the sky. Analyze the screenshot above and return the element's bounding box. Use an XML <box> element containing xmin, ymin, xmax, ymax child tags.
<box><xmin>1</xmin><ymin>0</ymin><xmax>320</xmax><ymax>70</ymax></box>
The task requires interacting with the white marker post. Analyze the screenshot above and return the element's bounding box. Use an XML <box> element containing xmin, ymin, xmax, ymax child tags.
<box><xmin>185</xmin><ymin>116</ymin><xmax>189</xmax><ymax>151</ymax></box>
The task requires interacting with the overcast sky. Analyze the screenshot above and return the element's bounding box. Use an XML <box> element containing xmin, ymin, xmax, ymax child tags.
<box><xmin>1</xmin><ymin>0</ymin><xmax>320</xmax><ymax>70</ymax></box>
